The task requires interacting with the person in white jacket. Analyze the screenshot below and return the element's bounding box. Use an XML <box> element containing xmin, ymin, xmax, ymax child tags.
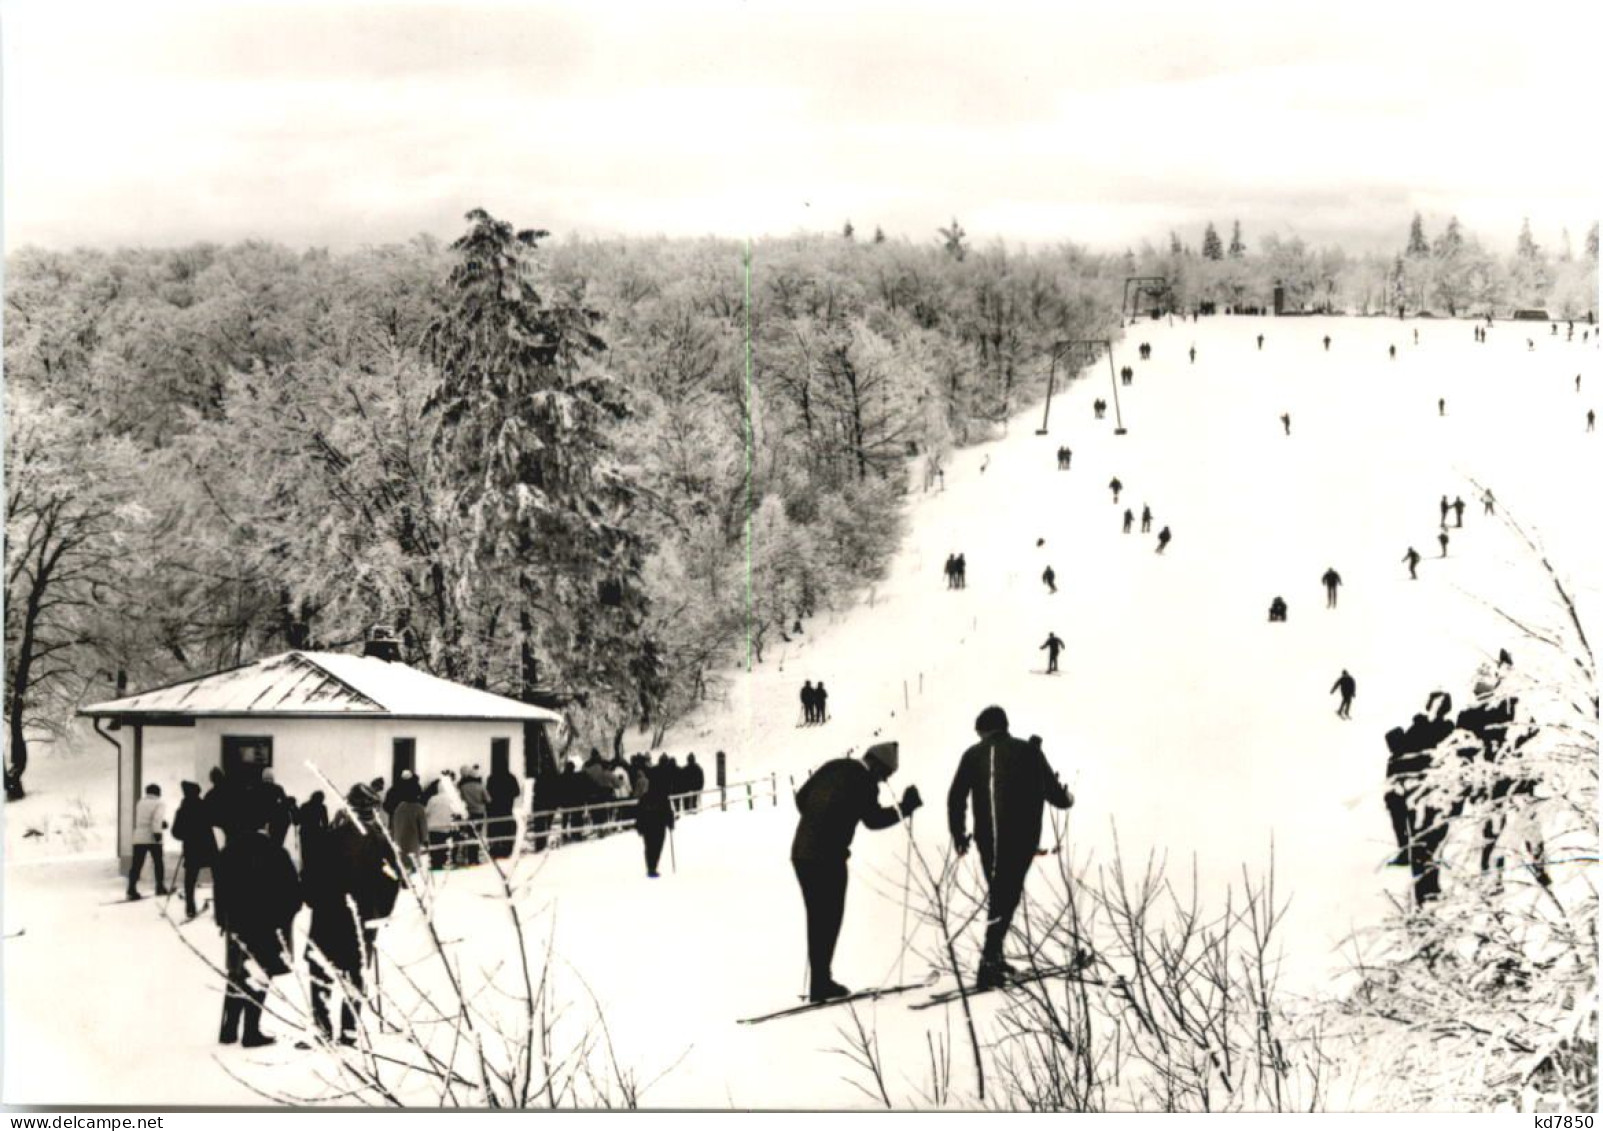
<box><xmin>424</xmin><ymin>772</ymin><xmax>466</xmax><ymax>869</ymax></box>
<box><xmin>127</xmin><ymin>783</ymin><xmax>169</xmax><ymax>899</ymax></box>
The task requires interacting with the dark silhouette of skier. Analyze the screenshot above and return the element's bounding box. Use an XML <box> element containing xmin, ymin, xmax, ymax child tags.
<box><xmin>1331</xmin><ymin>669</ymin><xmax>1356</xmax><ymax>719</ymax></box>
<box><xmin>1109</xmin><ymin>477</ymin><xmax>1122</xmax><ymax>504</ymax></box>
<box><xmin>1188</xmin><ymin>346</ymin><xmax>1196</xmax><ymax>364</ymax></box>
<box><xmin>1281</xmin><ymin>412</ymin><xmax>1291</xmax><ymax>436</ymax></box>
<box><xmin>1323</xmin><ymin>335</ymin><xmax>1331</xmax><ymax>351</ymax></box>
<box><xmin>1438</xmin><ymin>398</ymin><xmax>1445</xmax><ymax>417</ymax></box>
<box><xmin>943</xmin><ymin>554</ymin><xmax>957</xmax><ymax>590</ymax></box>
<box><xmin>1257</xmin><ymin>334</ymin><xmax>1264</xmax><ymax>350</ymax></box>
<box><xmin>1439</xmin><ymin>495</ymin><xmax>1450</xmax><ymax>528</ymax></box>
<box><xmin>1140</xmin><ymin>505</ymin><xmax>1152</xmax><ymax>533</ymax></box>
<box><xmin>948</xmin><ymin>706</ymin><xmax>1072</xmax><ymax>989</ymax></box>
<box><xmin>955</xmin><ymin>554</ymin><xmax>967</xmax><ymax>589</ymax></box>
<box><xmin>1452</xmin><ymin>497</ymin><xmax>1465</xmax><ymax>528</ymax></box>
<box><xmin>815</xmin><ymin>682</ymin><xmax>830</xmax><ymax>723</ymax></box>
<box><xmin>1042</xmin><ymin>566</ymin><xmax>1056</xmax><ymax>594</ymax></box>
<box><xmin>1122</xmin><ymin>508</ymin><xmax>1133</xmax><ymax>534</ymax></box>
<box><xmin>1589</xmin><ymin>409</ymin><xmax>1596</xmax><ymax>432</ymax></box>
<box><xmin>1402</xmin><ymin>547</ymin><xmax>1420</xmax><ymax>579</ymax></box>
<box><xmin>1389</xmin><ymin>344</ymin><xmax>1396</xmax><ymax>359</ymax></box>
<box><xmin>1322</xmin><ymin>567</ymin><xmax>1342</xmax><ymax>608</ymax></box>
<box><xmin>1040</xmin><ymin>633</ymin><xmax>1065</xmax><ymax>674</ymax></box>
<box><xmin>1438</xmin><ymin>530</ymin><xmax>1450</xmax><ymax>557</ymax></box>
<box><xmin>791</xmin><ymin>742</ymin><xmax>920</xmax><ymax>1002</ymax></box>
<box><xmin>801</xmin><ymin>681</ymin><xmax>816</xmax><ymax>725</ymax></box>
<box><xmin>1155</xmin><ymin>526</ymin><xmax>1171</xmax><ymax>554</ymax></box>
<box><xmin>1268</xmin><ymin>596</ymin><xmax>1287</xmax><ymax>622</ymax></box>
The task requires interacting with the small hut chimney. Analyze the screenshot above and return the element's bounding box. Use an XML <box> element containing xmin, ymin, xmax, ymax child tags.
<box><xmin>363</xmin><ymin>625</ymin><xmax>402</xmax><ymax>663</ymax></box>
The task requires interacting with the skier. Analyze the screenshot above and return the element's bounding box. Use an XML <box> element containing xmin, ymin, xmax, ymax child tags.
<box><xmin>1439</xmin><ymin>530</ymin><xmax>1450</xmax><ymax>557</ymax></box>
<box><xmin>215</xmin><ymin>793</ymin><xmax>301</xmax><ymax>1048</ymax></box>
<box><xmin>955</xmin><ymin>554</ymin><xmax>967</xmax><ymax>589</ymax></box>
<box><xmin>303</xmin><ymin>783</ymin><xmax>400</xmax><ymax>1047</ymax></box>
<box><xmin>1156</xmin><ymin>526</ymin><xmax>1172</xmax><ymax>554</ymax></box>
<box><xmin>458</xmin><ymin>766</ymin><xmax>488</xmax><ymax>865</ymax></box>
<box><xmin>1438</xmin><ymin>397</ymin><xmax>1445</xmax><ymax>417</ymax></box>
<box><xmin>1439</xmin><ymin>495</ymin><xmax>1450</xmax><ymax>528</ymax></box>
<box><xmin>1122</xmin><ymin>507</ymin><xmax>1133</xmax><ymax>534</ymax></box>
<box><xmin>816</xmin><ymin>682</ymin><xmax>830</xmax><ymax>722</ymax></box>
<box><xmin>1257</xmin><ymin>334</ymin><xmax>1264</xmax><ymax>350</ymax></box>
<box><xmin>947</xmin><ymin>706</ymin><xmax>1073</xmax><ymax>989</ymax></box>
<box><xmin>1109</xmin><ymin>477</ymin><xmax>1123</xmax><ymax>504</ymax></box>
<box><xmin>1189</xmin><ymin>345</ymin><xmax>1196</xmax><ymax>364</ymax></box>
<box><xmin>801</xmin><ymin>680</ymin><xmax>817</xmax><ymax>724</ymax></box>
<box><xmin>1452</xmin><ymin>497</ymin><xmax>1465</xmax><ymax>528</ymax></box>
<box><xmin>1140</xmin><ymin>504</ymin><xmax>1152</xmax><ymax>534</ymax></box>
<box><xmin>634</xmin><ymin>763</ymin><xmax>675</xmax><ymax>878</ymax></box>
<box><xmin>172</xmin><ymin>781</ymin><xmax>217</xmax><ymax>919</ymax></box>
<box><xmin>1281</xmin><ymin>412</ymin><xmax>1291</xmax><ymax>436</ymax></box>
<box><xmin>1402</xmin><ymin>546</ymin><xmax>1421</xmax><ymax>580</ymax></box>
<box><xmin>127</xmin><ymin>783</ymin><xmax>169</xmax><ymax>900</ymax></box>
<box><xmin>1331</xmin><ymin>669</ymin><xmax>1356</xmax><ymax>719</ymax></box>
<box><xmin>943</xmin><ymin>554</ymin><xmax>956</xmax><ymax>590</ymax></box>
<box><xmin>1321</xmin><ymin>567</ymin><xmax>1342</xmax><ymax>609</ymax></box>
<box><xmin>1389</xmin><ymin>344</ymin><xmax>1396</xmax><ymax>360</ymax></box>
<box><xmin>1040</xmin><ymin>632</ymin><xmax>1065</xmax><ymax>674</ymax></box>
<box><xmin>683</xmin><ymin>753</ymin><xmax>706</xmax><ymax>812</ymax></box>
<box><xmin>1042</xmin><ymin>566</ymin><xmax>1057</xmax><ymax>595</ymax></box>
<box><xmin>1482</xmin><ymin>488</ymin><xmax>1495</xmax><ymax>516</ymax></box>
<box><xmin>1577</xmin><ymin>374</ymin><xmax>1583</xmax><ymax>392</ymax></box>
<box><xmin>390</xmin><ymin>777</ymin><xmax>428</xmax><ymax>876</ymax></box>
<box><xmin>1589</xmin><ymin>409</ymin><xmax>1596</xmax><ymax>432</ymax></box>
<box><xmin>790</xmin><ymin>742</ymin><xmax>921</xmax><ymax>1002</ymax></box>
<box><xmin>1268</xmin><ymin>596</ymin><xmax>1287</xmax><ymax>622</ymax></box>
<box><xmin>1323</xmin><ymin>335</ymin><xmax>1331</xmax><ymax>351</ymax></box>
<box><xmin>1413</xmin><ymin>328</ymin><xmax>1419</xmax><ymax>345</ymax></box>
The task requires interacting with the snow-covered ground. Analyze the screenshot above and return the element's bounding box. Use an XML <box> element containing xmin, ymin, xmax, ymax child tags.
<box><xmin>4</xmin><ymin>314</ymin><xmax>1598</xmax><ymax>1109</ymax></box>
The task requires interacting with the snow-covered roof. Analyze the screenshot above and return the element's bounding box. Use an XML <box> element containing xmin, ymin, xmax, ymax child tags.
<box><xmin>79</xmin><ymin>650</ymin><xmax>563</xmax><ymax>724</ymax></box>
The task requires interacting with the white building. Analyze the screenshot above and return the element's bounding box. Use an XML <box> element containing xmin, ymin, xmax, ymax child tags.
<box><xmin>79</xmin><ymin>648</ymin><xmax>563</xmax><ymax>870</ymax></box>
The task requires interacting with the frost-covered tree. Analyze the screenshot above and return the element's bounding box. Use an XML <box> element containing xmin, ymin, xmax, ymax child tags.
<box><xmin>1228</xmin><ymin>220</ymin><xmax>1246</xmax><ymax>259</ymax></box>
<box><xmin>938</xmin><ymin>218</ymin><xmax>968</xmax><ymax>261</ymax></box>
<box><xmin>842</xmin><ymin>219</ymin><xmax>855</xmax><ymax>241</ymax></box>
<box><xmin>1406</xmin><ymin>212</ymin><xmax>1431</xmax><ymax>257</ymax></box>
<box><xmin>1201</xmin><ymin>222</ymin><xmax>1224</xmax><ymax>261</ymax></box>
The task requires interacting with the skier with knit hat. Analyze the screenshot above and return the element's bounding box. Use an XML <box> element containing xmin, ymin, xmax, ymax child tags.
<box><xmin>790</xmin><ymin>741</ymin><xmax>922</xmax><ymax>1002</ymax></box>
<box><xmin>948</xmin><ymin>706</ymin><xmax>1074</xmax><ymax>989</ymax></box>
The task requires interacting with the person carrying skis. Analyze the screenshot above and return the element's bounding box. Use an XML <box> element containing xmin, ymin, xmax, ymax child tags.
<box><xmin>790</xmin><ymin>742</ymin><xmax>921</xmax><ymax>1002</ymax></box>
<box><xmin>1403</xmin><ymin>546</ymin><xmax>1421</xmax><ymax>580</ymax></box>
<box><xmin>1042</xmin><ymin>565</ymin><xmax>1057</xmax><ymax>594</ymax></box>
<box><xmin>948</xmin><ymin>706</ymin><xmax>1073</xmax><ymax>990</ymax></box>
<box><xmin>1321</xmin><ymin>567</ymin><xmax>1342</xmax><ymax>608</ymax></box>
<box><xmin>1331</xmin><ymin>669</ymin><xmax>1357</xmax><ymax>719</ymax></box>
<box><xmin>1040</xmin><ymin>632</ymin><xmax>1065</xmax><ymax>674</ymax></box>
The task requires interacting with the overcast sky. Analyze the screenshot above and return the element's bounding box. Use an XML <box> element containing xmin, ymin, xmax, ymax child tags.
<box><xmin>3</xmin><ymin>0</ymin><xmax>1598</xmax><ymax>255</ymax></box>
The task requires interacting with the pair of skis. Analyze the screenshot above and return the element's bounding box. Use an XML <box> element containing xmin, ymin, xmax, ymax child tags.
<box><xmin>738</xmin><ymin>961</ymin><xmax>1100</xmax><ymax>1025</ymax></box>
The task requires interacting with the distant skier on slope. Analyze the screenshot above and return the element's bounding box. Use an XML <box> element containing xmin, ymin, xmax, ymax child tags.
<box><xmin>1040</xmin><ymin>633</ymin><xmax>1065</xmax><ymax>674</ymax></box>
<box><xmin>1156</xmin><ymin>526</ymin><xmax>1172</xmax><ymax>554</ymax></box>
<box><xmin>1281</xmin><ymin>412</ymin><xmax>1291</xmax><ymax>435</ymax></box>
<box><xmin>1189</xmin><ymin>345</ymin><xmax>1196</xmax><ymax>364</ymax></box>
<box><xmin>1331</xmin><ymin>669</ymin><xmax>1356</xmax><ymax>719</ymax></box>
<box><xmin>1042</xmin><ymin>566</ymin><xmax>1057</xmax><ymax>595</ymax></box>
<box><xmin>791</xmin><ymin>742</ymin><xmax>921</xmax><ymax>1002</ymax></box>
<box><xmin>1257</xmin><ymin>334</ymin><xmax>1264</xmax><ymax>350</ymax></box>
<box><xmin>1482</xmin><ymin>488</ymin><xmax>1495</xmax><ymax>515</ymax></box>
<box><xmin>1322</xmin><ymin>567</ymin><xmax>1343</xmax><ymax>609</ymax></box>
<box><xmin>1122</xmin><ymin>508</ymin><xmax>1134</xmax><ymax>534</ymax></box>
<box><xmin>1439</xmin><ymin>495</ymin><xmax>1450</xmax><ymax>527</ymax></box>
<box><xmin>1268</xmin><ymin>596</ymin><xmax>1287</xmax><ymax>622</ymax></box>
<box><xmin>1323</xmin><ymin>335</ymin><xmax>1331</xmax><ymax>351</ymax></box>
<box><xmin>1452</xmin><ymin>497</ymin><xmax>1466</xmax><ymax>527</ymax></box>
<box><xmin>1389</xmin><ymin>344</ymin><xmax>1396</xmax><ymax>360</ymax></box>
<box><xmin>1439</xmin><ymin>530</ymin><xmax>1450</xmax><ymax>557</ymax></box>
<box><xmin>1109</xmin><ymin>477</ymin><xmax>1123</xmax><ymax>504</ymax></box>
<box><xmin>1140</xmin><ymin>505</ymin><xmax>1153</xmax><ymax>534</ymax></box>
<box><xmin>1402</xmin><ymin>547</ymin><xmax>1421</xmax><ymax>580</ymax></box>
<box><xmin>948</xmin><ymin>706</ymin><xmax>1073</xmax><ymax>990</ymax></box>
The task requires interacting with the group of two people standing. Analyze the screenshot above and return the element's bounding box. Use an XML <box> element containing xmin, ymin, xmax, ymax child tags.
<box><xmin>789</xmin><ymin>704</ymin><xmax>1073</xmax><ymax>1002</ymax></box>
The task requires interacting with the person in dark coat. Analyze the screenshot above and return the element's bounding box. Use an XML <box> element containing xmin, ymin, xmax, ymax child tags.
<box><xmin>1122</xmin><ymin>508</ymin><xmax>1133</xmax><ymax>534</ymax></box>
<box><xmin>1322</xmin><ymin>567</ymin><xmax>1343</xmax><ymax>609</ymax></box>
<box><xmin>1403</xmin><ymin>547</ymin><xmax>1421</xmax><ymax>580</ymax></box>
<box><xmin>303</xmin><ymin>784</ymin><xmax>401</xmax><ymax>1046</ymax></box>
<box><xmin>683</xmin><ymin>753</ymin><xmax>706</xmax><ymax>811</ymax></box>
<box><xmin>1452</xmin><ymin>497</ymin><xmax>1466</xmax><ymax>528</ymax></box>
<box><xmin>1109</xmin><ymin>477</ymin><xmax>1123</xmax><ymax>504</ymax></box>
<box><xmin>634</xmin><ymin>762</ymin><xmax>676</xmax><ymax>878</ymax></box>
<box><xmin>791</xmin><ymin>742</ymin><xmax>921</xmax><ymax>1001</ymax></box>
<box><xmin>458</xmin><ymin>766</ymin><xmax>489</xmax><ymax>864</ymax></box>
<box><xmin>1156</xmin><ymin>526</ymin><xmax>1172</xmax><ymax>554</ymax></box>
<box><xmin>259</xmin><ymin>769</ymin><xmax>296</xmax><ymax>846</ymax></box>
<box><xmin>1331</xmin><ymin>669</ymin><xmax>1357</xmax><ymax>719</ymax></box>
<box><xmin>1042</xmin><ymin>565</ymin><xmax>1057</xmax><ymax>594</ymax></box>
<box><xmin>383</xmin><ymin>772</ymin><xmax>412</xmax><ymax>820</ymax></box>
<box><xmin>815</xmin><ymin>682</ymin><xmax>830</xmax><ymax>723</ymax></box>
<box><xmin>1268</xmin><ymin>596</ymin><xmax>1287</xmax><ymax>622</ymax></box>
<box><xmin>801</xmin><ymin>680</ymin><xmax>817</xmax><ymax>724</ymax></box>
<box><xmin>948</xmin><ymin>706</ymin><xmax>1072</xmax><ymax>989</ymax></box>
<box><xmin>215</xmin><ymin>796</ymin><xmax>301</xmax><ymax>1047</ymax></box>
<box><xmin>1140</xmin><ymin>504</ymin><xmax>1152</xmax><ymax>534</ymax></box>
<box><xmin>1281</xmin><ymin>412</ymin><xmax>1290</xmax><ymax>436</ymax></box>
<box><xmin>1040</xmin><ymin>633</ymin><xmax>1065</xmax><ymax>674</ymax></box>
<box><xmin>390</xmin><ymin>778</ymin><xmax>428</xmax><ymax>875</ymax></box>
<box><xmin>486</xmin><ymin>764</ymin><xmax>522</xmax><ymax>859</ymax></box>
<box><xmin>172</xmin><ymin>781</ymin><xmax>218</xmax><ymax>919</ymax></box>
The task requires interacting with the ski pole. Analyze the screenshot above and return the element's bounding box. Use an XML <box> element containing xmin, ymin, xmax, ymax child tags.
<box><xmin>898</xmin><ymin>809</ymin><xmax>914</xmax><ymax>985</ymax></box>
<box><xmin>669</xmin><ymin>824</ymin><xmax>677</xmax><ymax>874</ymax></box>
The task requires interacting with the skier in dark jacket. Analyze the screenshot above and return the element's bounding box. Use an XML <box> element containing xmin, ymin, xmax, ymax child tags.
<box><xmin>634</xmin><ymin>765</ymin><xmax>676</xmax><ymax>878</ymax></box>
<box><xmin>1042</xmin><ymin>565</ymin><xmax>1057</xmax><ymax>594</ymax></box>
<box><xmin>214</xmin><ymin>796</ymin><xmax>301</xmax><ymax>1047</ymax></box>
<box><xmin>948</xmin><ymin>706</ymin><xmax>1073</xmax><ymax>988</ymax></box>
<box><xmin>791</xmin><ymin>742</ymin><xmax>921</xmax><ymax>1002</ymax></box>
<box><xmin>1156</xmin><ymin>526</ymin><xmax>1172</xmax><ymax>554</ymax></box>
<box><xmin>1122</xmin><ymin>508</ymin><xmax>1134</xmax><ymax>534</ymax></box>
<box><xmin>303</xmin><ymin>783</ymin><xmax>401</xmax><ymax>1046</ymax></box>
<box><xmin>1322</xmin><ymin>567</ymin><xmax>1343</xmax><ymax>609</ymax></box>
<box><xmin>1040</xmin><ymin>633</ymin><xmax>1065</xmax><ymax>674</ymax></box>
<box><xmin>801</xmin><ymin>680</ymin><xmax>818</xmax><ymax>724</ymax></box>
<box><xmin>1331</xmin><ymin>669</ymin><xmax>1357</xmax><ymax>719</ymax></box>
<box><xmin>815</xmin><ymin>682</ymin><xmax>830</xmax><ymax>722</ymax></box>
<box><xmin>683</xmin><ymin>753</ymin><xmax>706</xmax><ymax>811</ymax></box>
<box><xmin>1403</xmin><ymin>547</ymin><xmax>1421</xmax><ymax>580</ymax></box>
<box><xmin>172</xmin><ymin>781</ymin><xmax>218</xmax><ymax>920</ymax></box>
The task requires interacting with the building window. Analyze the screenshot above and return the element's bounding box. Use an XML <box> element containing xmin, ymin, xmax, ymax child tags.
<box><xmin>221</xmin><ymin>735</ymin><xmax>273</xmax><ymax>782</ymax></box>
<box><xmin>392</xmin><ymin>738</ymin><xmax>416</xmax><ymax>783</ymax></box>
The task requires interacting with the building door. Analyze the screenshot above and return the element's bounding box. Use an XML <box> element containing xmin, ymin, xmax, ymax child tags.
<box><xmin>392</xmin><ymin>738</ymin><xmax>416</xmax><ymax>784</ymax></box>
<box><xmin>490</xmin><ymin>737</ymin><xmax>511</xmax><ymax>778</ymax></box>
<box><xmin>221</xmin><ymin>735</ymin><xmax>273</xmax><ymax>783</ymax></box>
